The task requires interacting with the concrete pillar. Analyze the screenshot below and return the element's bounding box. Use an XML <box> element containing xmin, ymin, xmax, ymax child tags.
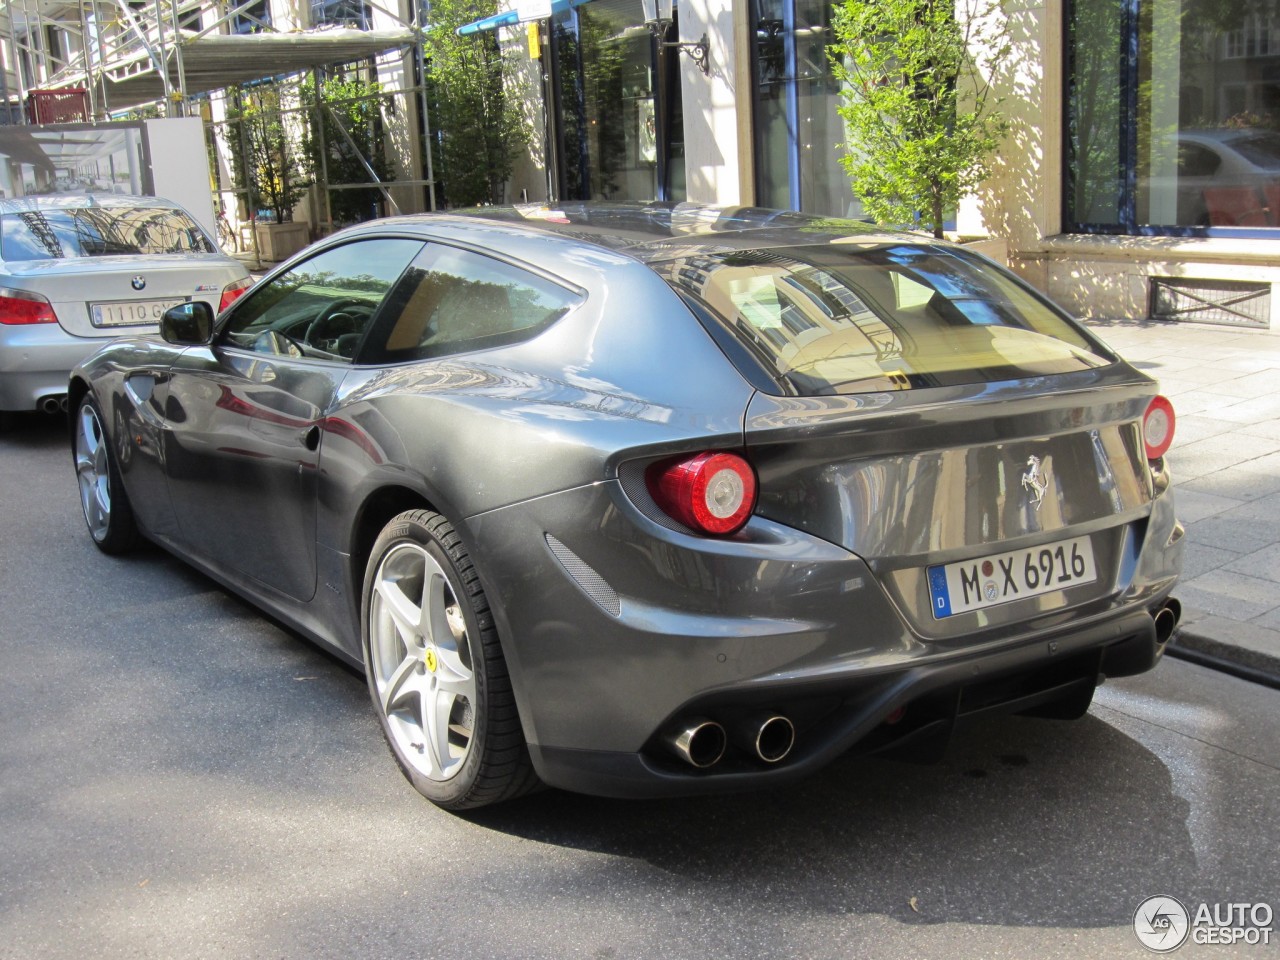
<box><xmin>678</xmin><ymin>0</ymin><xmax>749</xmax><ymax>205</ymax></box>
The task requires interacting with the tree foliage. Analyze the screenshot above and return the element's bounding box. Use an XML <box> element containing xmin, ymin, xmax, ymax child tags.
<box><xmin>424</xmin><ymin>0</ymin><xmax>526</xmax><ymax>207</ymax></box>
<box><xmin>829</xmin><ymin>0</ymin><xmax>1010</xmax><ymax>238</ymax></box>
<box><xmin>301</xmin><ymin>72</ymin><xmax>393</xmax><ymax>224</ymax></box>
<box><xmin>223</xmin><ymin>83</ymin><xmax>310</xmax><ymax>223</ymax></box>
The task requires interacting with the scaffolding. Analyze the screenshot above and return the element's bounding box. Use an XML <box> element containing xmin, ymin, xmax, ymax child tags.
<box><xmin>0</xmin><ymin>0</ymin><xmax>438</xmax><ymax>256</ymax></box>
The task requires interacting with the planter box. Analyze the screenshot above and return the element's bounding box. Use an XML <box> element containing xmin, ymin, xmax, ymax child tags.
<box><xmin>253</xmin><ymin>221</ymin><xmax>311</xmax><ymax>262</ymax></box>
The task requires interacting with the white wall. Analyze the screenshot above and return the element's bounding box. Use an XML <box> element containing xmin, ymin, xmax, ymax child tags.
<box><xmin>678</xmin><ymin>1</ymin><xmax>747</xmax><ymax>206</ymax></box>
<box><xmin>144</xmin><ymin>117</ymin><xmax>217</xmax><ymax>237</ymax></box>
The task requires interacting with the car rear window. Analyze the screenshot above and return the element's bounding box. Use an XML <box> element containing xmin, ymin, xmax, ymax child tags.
<box><xmin>653</xmin><ymin>244</ymin><xmax>1112</xmax><ymax>395</ymax></box>
<box><xmin>0</xmin><ymin>206</ymin><xmax>214</xmax><ymax>261</ymax></box>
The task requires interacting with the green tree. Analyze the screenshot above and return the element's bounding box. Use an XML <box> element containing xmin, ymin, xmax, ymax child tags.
<box><xmin>424</xmin><ymin>0</ymin><xmax>526</xmax><ymax>207</ymax></box>
<box><xmin>224</xmin><ymin>83</ymin><xmax>310</xmax><ymax>223</ymax></box>
<box><xmin>829</xmin><ymin>0</ymin><xmax>1010</xmax><ymax>238</ymax></box>
<box><xmin>301</xmin><ymin>72</ymin><xmax>393</xmax><ymax>224</ymax></box>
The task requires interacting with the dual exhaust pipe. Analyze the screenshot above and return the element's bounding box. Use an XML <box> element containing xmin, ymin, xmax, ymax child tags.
<box><xmin>668</xmin><ymin>600</ymin><xmax>1182</xmax><ymax>769</ymax></box>
<box><xmin>38</xmin><ymin>395</ymin><xmax>68</xmax><ymax>415</ymax></box>
<box><xmin>666</xmin><ymin>714</ymin><xmax>795</xmax><ymax>769</ymax></box>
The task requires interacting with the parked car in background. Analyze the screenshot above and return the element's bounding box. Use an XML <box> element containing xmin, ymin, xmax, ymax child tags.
<box><xmin>1157</xmin><ymin>127</ymin><xmax>1280</xmax><ymax>225</ymax></box>
<box><xmin>69</xmin><ymin>203</ymin><xmax>1183</xmax><ymax>811</ymax></box>
<box><xmin>0</xmin><ymin>194</ymin><xmax>252</xmax><ymax>427</ymax></box>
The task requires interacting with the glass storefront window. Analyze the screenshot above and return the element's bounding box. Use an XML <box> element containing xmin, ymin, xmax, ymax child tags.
<box><xmin>752</xmin><ymin>0</ymin><xmax>862</xmax><ymax>218</ymax></box>
<box><xmin>1069</xmin><ymin>0</ymin><xmax>1280</xmax><ymax>230</ymax></box>
<box><xmin>549</xmin><ymin>0</ymin><xmax>685</xmax><ymax>202</ymax></box>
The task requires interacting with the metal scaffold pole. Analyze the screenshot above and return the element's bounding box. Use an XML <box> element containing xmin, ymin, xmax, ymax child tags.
<box><xmin>413</xmin><ymin>1</ymin><xmax>435</xmax><ymax>211</ymax></box>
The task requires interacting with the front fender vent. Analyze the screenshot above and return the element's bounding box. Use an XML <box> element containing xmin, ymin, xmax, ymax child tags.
<box><xmin>545</xmin><ymin>534</ymin><xmax>621</xmax><ymax>617</ymax></box>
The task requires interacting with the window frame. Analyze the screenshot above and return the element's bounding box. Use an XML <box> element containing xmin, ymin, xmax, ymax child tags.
<box><xmin>1063</xmin><ymin>0</ymin><xmax>1280</xmax><ymax>238</ymax></box>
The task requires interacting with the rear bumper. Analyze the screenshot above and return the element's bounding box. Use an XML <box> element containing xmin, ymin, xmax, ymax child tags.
<box><xmin>0</xmin><ymin>324</ymin><xmax>102</xmax><ymax>411</ymax></box>
<box><xmin>529</xmin><ymin>607</ymin><xmax>1166</xmax><ymax>798</ymax></box>
<box><xmin>466</xmin><ymin>478</ymin><xmax>1182</xmax><ymax>798</ymax></box>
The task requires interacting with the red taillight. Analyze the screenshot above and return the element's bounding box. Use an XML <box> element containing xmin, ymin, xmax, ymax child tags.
<box><xmin>1143</xmin><ymin>395</ymin><xmax>1176</xmax><ymax>461</ymax></box>
<box><xmin>219</xmin><ymin>277</ymin><xmax>253</xmax><ymax>313</ymax></box>
<box><xmin>0</xmin><ymin>288</ymin><xmax>58</xmax><ymax>325</ymax></box>
<box><xmin>646</xmin><ymin>451</ymin><xmax>757</xmax><ymax>535</ymax></box>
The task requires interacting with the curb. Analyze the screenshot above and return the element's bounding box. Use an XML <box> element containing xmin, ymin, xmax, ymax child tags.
<box><xmin>1166</xmin><ymin>624</ymin><xmax>1280</xmax><ymax>691</ymax></box>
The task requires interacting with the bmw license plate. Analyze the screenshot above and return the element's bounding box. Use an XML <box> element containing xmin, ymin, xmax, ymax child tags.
<box><xmin>927</xmin><ymin>535</ymin><xmax>1097</xmax><ymax>618</ymax></box>
<box><xmin>90</xmin><ymin>298</ymin><xmax>187</xmax><ymax>328</ymax></box>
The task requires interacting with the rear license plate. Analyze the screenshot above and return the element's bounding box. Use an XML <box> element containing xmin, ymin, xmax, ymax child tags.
<box><xmin>927</xmin><ymin>535</ymin><xmax>1097</xmax><ymax>619</ymax></box>
<box><xmin>90</xmin><ymin>298</ymin><xmax>187</xmax><ymax>328</ymax></box>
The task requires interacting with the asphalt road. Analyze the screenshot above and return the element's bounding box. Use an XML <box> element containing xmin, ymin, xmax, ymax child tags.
<box><xmin>2</xmin><ymin>413</ymin><xmax>1277</xmax><ymax>960</ymax></box>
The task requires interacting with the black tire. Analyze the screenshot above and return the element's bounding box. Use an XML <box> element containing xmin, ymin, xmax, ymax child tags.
<box><xmin>72</xmin><ymin>395</ymin><xmax>140</xmax><ymax>555</ymax></box>
<box><xmin>361</xmin><ymin>509</ymin><xmax>538</xmax><ymax>810</ymax></box>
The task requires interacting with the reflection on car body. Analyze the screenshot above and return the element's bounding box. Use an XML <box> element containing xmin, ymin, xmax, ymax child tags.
<box><xmin>69</xmin><ymin>203</ymin><xmax>1183</xmax><ymax>811</ymax></box>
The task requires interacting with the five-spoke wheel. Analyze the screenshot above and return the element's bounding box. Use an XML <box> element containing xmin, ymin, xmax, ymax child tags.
<box><xmin>73</xmin><ymin>396</ymin><xmax>138</xmax><ymax>554</ymax></box>
<box><xmin>368</xmin><ymin>540</ymin><xmax>477</xmax><ymax>782</ymax></box>
<box><xmin>362</xmin><ymin>510</ymin><xmax>537</xmax><ymax>809</ymax></box>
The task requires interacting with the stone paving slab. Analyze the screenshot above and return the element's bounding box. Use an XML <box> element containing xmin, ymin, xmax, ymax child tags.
<box><xmin>1086</xmin><ymin>319</ymin><xmax>1280</xmax><ymax>682</ymax></box>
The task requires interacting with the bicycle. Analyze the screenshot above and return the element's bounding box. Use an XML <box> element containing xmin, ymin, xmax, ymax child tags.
<box><xmin>215</xmin><ymin>208</ymin><xmax>239</xmax><ymax>255</ymax></box>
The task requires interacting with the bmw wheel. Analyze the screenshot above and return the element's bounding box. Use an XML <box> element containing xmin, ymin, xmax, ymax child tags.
<box><xmin>73</xmin><ymin>396</ymin><xmax>139</xmax><ymax>555</ymax></box>
<box><xmin>362</xmin><ymin>510</ymin><xmax>538</xmax><ymax>809</ymax></box>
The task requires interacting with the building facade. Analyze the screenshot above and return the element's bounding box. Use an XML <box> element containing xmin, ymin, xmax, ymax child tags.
<box><xmin>5</xmin><ymin>0</ymin><xmax>1280</xmax><ymax>329</ymax></box>
<box><xmin>498</xmin><ymin>0</ymin><xmax>1280</xmax><ymax>330</ymax></box>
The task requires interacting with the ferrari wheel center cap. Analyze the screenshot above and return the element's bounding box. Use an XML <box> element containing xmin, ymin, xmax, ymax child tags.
<box><xmin>423</xmin><ymin>646</ymin><xmax>438</xmax><ymax>674</ymax></box>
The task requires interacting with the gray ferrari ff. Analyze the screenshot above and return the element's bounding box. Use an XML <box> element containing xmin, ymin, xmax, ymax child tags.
<box><xmin>69</xmin><ymin>203</ymin><xmax>1183</xmax><ymax>810</ymax></box>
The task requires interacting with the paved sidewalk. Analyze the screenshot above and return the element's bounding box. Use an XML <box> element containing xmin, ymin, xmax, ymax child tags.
<box><xmin>1085</xmin><ymin>318</ymin><xmax>1280</xmax><ymax>681</ymax></box>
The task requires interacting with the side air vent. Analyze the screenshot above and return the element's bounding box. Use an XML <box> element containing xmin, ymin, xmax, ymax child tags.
<box><xmin>545</xmin><ymin>534</ymin><xmax>621</xmax><ymax>617</ymax></box>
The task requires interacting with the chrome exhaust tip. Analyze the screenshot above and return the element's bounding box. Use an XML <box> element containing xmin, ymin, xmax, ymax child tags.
<box><xmin>666</xmin><ymin>718</ymin><xmax>727</xmax><ymax>769</ymax></box>
<box><xmin>750</xmin><ymin>714</ymin><xmax>795</xmax><ymax>764</ymax></box>
<box><xmin>1153</xmin><ymin>599</ymin><xmax>1181</xmax><ymax>644</ymax></box>
<box><xmin>38</xmin><ymin>395</ymin><xmax>65</xmax><ymax>415</ymax></box>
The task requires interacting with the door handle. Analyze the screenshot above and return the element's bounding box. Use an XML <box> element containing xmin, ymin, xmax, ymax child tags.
<box><xmin>301</xmin><ymin>425</ymin><xmax>321</xmax><ymax>451</ymax></box>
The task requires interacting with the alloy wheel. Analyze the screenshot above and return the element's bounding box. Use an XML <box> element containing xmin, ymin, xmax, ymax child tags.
<box><xmin>74</xmin><ymin>403</ymin><xmax>111</xmax><ymax>542</ymax></box>
<box><xmin>368</xmin><ymin>542</ymin><xmax>477</xmax><ymax>782</ymax></box>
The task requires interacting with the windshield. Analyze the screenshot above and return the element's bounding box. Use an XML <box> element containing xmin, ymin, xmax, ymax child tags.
<box><xmin>0</xmin><ymin>206</ymin><xmax>215</xmax><ymax>261</ymax></box>
<box><xmin>653</xmin><ymin>244</ymin><xmax>1111</xmax><ymax>395</ymax></box>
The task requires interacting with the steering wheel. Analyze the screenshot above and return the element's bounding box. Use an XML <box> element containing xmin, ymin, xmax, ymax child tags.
<box><xmin>305</xmin><ymin>298</ymin><xmax>368</xmax><ymax>348</ymax></box>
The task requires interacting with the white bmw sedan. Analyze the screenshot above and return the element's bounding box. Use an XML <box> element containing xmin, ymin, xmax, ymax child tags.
<box><xmin>0</xmin><ymin>194</ymin><xmax>252</xmax><ymax>424</ymax></box>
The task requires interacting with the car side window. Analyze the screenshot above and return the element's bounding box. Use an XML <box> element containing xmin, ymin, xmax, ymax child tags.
<box><xmin>221</xmin><ymin>238</ymin><xmax>423</xmax><ymax>361</ymax></box>
<box><xmin>363</xmin><ymin>244</ymin><xmax>582</xmax><ymax>364</ymax></box>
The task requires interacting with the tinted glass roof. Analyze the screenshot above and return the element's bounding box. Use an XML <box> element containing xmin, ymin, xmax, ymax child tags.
<box><xmin>444</xmin><ymin>202</ymin><xmax>915</xmax><ymax>263</ymax></box>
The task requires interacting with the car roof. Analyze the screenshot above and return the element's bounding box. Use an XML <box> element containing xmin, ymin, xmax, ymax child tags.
<box><xmin>347</xmin><ymin>202</ymin><xmax>938</xmax><ymax>266</ymax></box>
<box><xmin>0</xmin><ymin>193</ymin><xmax>188</xmax><ymax>215</ymax></box>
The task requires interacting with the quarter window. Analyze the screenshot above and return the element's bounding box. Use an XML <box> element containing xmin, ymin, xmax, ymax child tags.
<box><xmin>365</xmin><ymin>245</ymin><xmax>581</xmax><ymax>363</ymax></box>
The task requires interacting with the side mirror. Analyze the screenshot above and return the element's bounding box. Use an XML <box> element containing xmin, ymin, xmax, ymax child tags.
<box><xmin>160</xmin><ymin>301</ymin><xmax>214</xmax><ymax>346</ymax></box>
